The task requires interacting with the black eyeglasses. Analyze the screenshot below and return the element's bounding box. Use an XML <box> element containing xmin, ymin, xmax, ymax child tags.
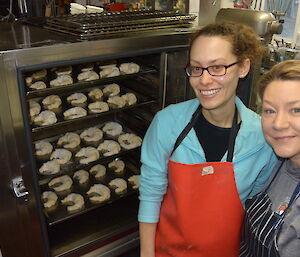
<box><xmin>185</xmin><ymin>62</ymin><xmax>239</xmax><ymax>77</ymax></box>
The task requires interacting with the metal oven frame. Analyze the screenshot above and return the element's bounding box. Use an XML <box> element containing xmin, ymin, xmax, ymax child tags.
<box><xmin>0</xmin><ymin>26</ymin><xmax>193</xmax><ymax>257</ymax></box>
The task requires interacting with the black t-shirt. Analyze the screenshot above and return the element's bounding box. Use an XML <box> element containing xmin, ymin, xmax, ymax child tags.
<box><xmin>193</xmin><ymin>112</ymin><xmax>241</xmax><ymax>162</ymax></box>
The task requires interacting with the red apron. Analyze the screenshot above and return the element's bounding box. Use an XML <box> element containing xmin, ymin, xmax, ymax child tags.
<box><xmin>155</xmin><ymin>105</ymin><xmax>244</xmax><ymax>257</ymax></box>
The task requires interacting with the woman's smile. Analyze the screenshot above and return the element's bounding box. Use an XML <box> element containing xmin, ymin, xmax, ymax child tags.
<box><xmin>273</xmin><ymin>135</ymin><xmax>295</xmax><ymax>142</ymax></box>
<box><xmin>200</xmin><ymin>88</ymin><xmax>221</xmax><ymax>96</ymax></box>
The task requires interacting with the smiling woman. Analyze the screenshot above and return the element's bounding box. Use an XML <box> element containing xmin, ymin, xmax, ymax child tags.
<box><xmin>260</xmin><ymin>60</ymin><xmax>300</xmax><ymax>166</ymax></box>
<box><xmin>138</xmin><ymin>21</ymin><xmax>277</xmax><ymax>257</ymax></box>
<box><xmin>262</xmin><ymin>80</ymin><xmax>300</xmax><ymax>163</ymax></box>
<box><xmin>240</xmin><ymin>60</ymin><xmax>300</xmax><ymax>257</ymax></box>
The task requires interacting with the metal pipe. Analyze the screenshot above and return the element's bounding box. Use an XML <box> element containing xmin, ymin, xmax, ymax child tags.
<box><xmin>17</xmin><ymin>0</ymin><xmax>28</xmax><ymax>15</ymax></box>
<box><xmin>267</xmin><ymin>0</ymin><xmax>271</xmax><ymax>11</ymax></box>
<box><xmin>259</xmin><ymin>0</ymin><xmax>262</xmax><ymax>10</ymax></box>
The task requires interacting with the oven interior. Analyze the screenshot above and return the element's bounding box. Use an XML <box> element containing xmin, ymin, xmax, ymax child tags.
<box><xmin>18</xmin><ymin>52</ymin><xmax>162</xmax><ymax>257</ymax></box>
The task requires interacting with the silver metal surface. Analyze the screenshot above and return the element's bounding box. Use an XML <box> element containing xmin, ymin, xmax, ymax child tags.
<box><xmin>216</xmin><ymin>8</ymin><xmax>283</xmax><ymax>44</ymax></box>
<box><xmin>81</xmin><ymin>231</ymin><xmax>139</xmax><ymax>257</ymax></box>
<box><xmin>198</xmin><ymin>0</ymin><xmax>221</xmax><ymax>26</ymax></box>
<box><xmin>17</xmin><ymin>0</ymin><xmax>28</xmax><ymax>15</ymax></box>
<box><xmin>12</xmin><ymin>177</ymin><xmax>29</xmax><ymax>201</ymax></box>
<box><xmin>44</xmin><ymin>10</ymin><xmax>196</xmax><ymax>39</ymax></box>
<box><xmin>0</xmin><ymin>52</ymin><xmax>48</xmax><ymax>257</ymax></box>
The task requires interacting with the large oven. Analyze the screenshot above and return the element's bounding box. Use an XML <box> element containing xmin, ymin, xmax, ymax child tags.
<box><xmin>0</xmin><ymin>14</ymin><xmax>194</xmax><ymax>257</ymax></box>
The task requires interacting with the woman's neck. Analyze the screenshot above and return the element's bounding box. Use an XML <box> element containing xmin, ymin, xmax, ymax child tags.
<box><xmin>202</xmin><ymin>102</ymin><xmax>239</xmax><ymax>128</ymax></box>
<box><xmin>290</xmin><ymin>157</ymin><xmax>300</xmax><ymax>169</ymax></box>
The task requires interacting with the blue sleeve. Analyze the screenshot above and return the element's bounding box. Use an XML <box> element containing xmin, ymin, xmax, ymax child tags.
<box><xmin>138</xmin><ymin>111</ymin><xmax>172</xmax><ymax>223</ymax></box>
<box><xmin>249</xmin><ymin>144</ymin><xmax>278</xmax><ymax>197</ymax></box>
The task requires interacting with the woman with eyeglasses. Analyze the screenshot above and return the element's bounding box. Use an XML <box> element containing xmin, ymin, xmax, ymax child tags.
<box><xmin>240</xmin><ymin>60</ymin><xmax>300</xmax><ymax>257</ymax></box>
<box><xmin>138</xmin><ymin>21</ymin><xmax>277</xmax><ymax>257</ymax></box>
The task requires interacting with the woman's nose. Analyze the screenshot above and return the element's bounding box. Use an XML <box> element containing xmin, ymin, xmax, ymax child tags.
<box><xmin>273</xmin><ymin>111</ymin><xmax>289</xmax><ymax>130</ymax></box>
<box><xmin>199</xmin><ymin>70</ymin><xmax>214</xmax><ymax>85</ymax></box>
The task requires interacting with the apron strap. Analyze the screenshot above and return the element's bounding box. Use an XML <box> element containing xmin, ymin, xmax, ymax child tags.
<box><xmin>171</xmin><ymin>104</ymin><xmax>202</xmax><ymax>155</ymax></box>
<box><xmin>226</xmin><ymin>106</ymin><xmax>238</xmax><ymax>162</ymax></box>
<box><xmin>275</xmin><ymin>181</ymin><xmax>300</xmax><ymax>230</ymax></box>
<box><xmin>171</xmin><ymin>104</ymin><xmax>238</xmax><ymax>163</ymax></box>
<box><xmin>261</xmin><ymin>159</ymin><xmax>285</xmax><ymax>195</ymax></box>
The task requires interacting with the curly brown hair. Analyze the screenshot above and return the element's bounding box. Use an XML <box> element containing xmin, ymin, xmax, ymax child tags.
<box><xmin>189</xmin><ymin>21</ymin><xmax>265</xmax><ymax>64</ymax></box>
<box><xmin>258</xmin><ymin>60</ymin><xmax>300</xmax><ymax>99</ymax></box>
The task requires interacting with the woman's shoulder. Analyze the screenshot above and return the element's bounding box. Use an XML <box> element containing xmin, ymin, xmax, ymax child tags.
<box><xmin>156</xmin><ymin>98</ymin><xmax>199</xmax><ymax>123</ymax></box>
<box><xmin>236</xmin><ymin>98</ymin><xmax>260</xmax><ymax>120</ymax></box>
<box><xmin>236</xmin><ymin>98</ymin><xmax>262</xmax><ymax>131</ymax></box>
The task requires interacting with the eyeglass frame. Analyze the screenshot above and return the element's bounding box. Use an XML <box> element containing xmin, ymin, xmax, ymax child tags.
<box><xmin>185</xmin><ymin>61</ymin><xmax>239</xmax><ymax>77</ymax></box>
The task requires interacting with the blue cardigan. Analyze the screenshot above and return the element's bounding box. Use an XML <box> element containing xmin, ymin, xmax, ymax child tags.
<box><xmin>138</xmin><ymin>97</ymin><xmax>277</xmax><ymax>223</ymax></box>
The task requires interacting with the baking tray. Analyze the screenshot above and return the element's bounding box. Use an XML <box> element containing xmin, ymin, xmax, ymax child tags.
<box><xmin>35</xmin><ymin>120</ymin><xmax>142</xmax><ymax>184</ymax></box>
<box><xmin>35</xmin><ymin>120</ymin><xmax>142</xmax><ymax>225</ymax></box>
<box><xmin>25</xmin><ymin>63</ymin><xmax>157</xmax><ymax>99</ymax></box>
<box><xmin>29</xmin><ymin>86</ymin><xmax>156</xmax><ymax>141</ymax></box>
<box><xmin>41</xmin><ymin>157</ymin><xmax>141</xmax><ymax>226</ymax></box>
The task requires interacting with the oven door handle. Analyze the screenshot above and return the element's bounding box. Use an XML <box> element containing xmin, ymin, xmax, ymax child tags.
<box><xmin>12</xmin><ymin>176</ymin><xmax>29</xmax><ymax>203</ymax></box>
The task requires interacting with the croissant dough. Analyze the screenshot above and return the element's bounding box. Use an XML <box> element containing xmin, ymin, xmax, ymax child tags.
<box><xmin>109</xmin><ymin>178</ymin><xmax>127</xmax><ymax>194</ymax></box>
<box><xmin>39</xmin><ymin>160</ymin><xmax>60</xmax><ymax>175</ymax></box>
<box><xmin>102</xmin><ymin>122</ymin><xmax>123</xmax><ymax>138</ymax></box>
<box><xmin>34</xmin><ymin>110</ymin><xmax>57</xmax><ymax>126</ymax></box>
<box><xmin>73</xmin><ymin>169</ymin><xmax>89</xmax><ymax>184</ymax></box>
<box><xmin>77</xmin><ymin>70</ymin><xmax>99</xmax><ymax>81</ymax></box>
<box><xmin>97</xmin><ymin>140</ymin><xmax>121</xmax><ymax>157</ymax></box>
<box><xmin>57</xmin><ymin>132</ymin><xmax>81</xmax><ymax>151</ymax></box>
<box><xmin>50</xmin><ymin>148</ymin><xmax>72</xmax><ymax>165</ymax></box>
<box><xmin>67</xmin><ymin>93</ymin><xmax>87</xmax><ymax>105</ymax></box>
<box><xmin>61</xmin><ymin>193</ymin><xmax>85</xmax><ymax>212</ymax></box>
<box><xmin>48</xmin><ymin>175</ymin><xmax>73</xmax><ymax>193</ymax></box>
<box><xmin>42</xmin><ymin>191</ymin><xmax>58</xmax><ymax>208</ymax></box>
<box><xmin>88</xmin><ymin>101</ymin><xmax>109</xmax><ymax>113</ymax></box>
<box><xmin>50</xmin><ymin>74</ymin><xmax>73</xmax><ymax>87</ymax></box>
<box><xmin>35</xmin><ymin>140</ymin><xmax>53</xmax><ymax>159</ymax></box>
<box><xmin>63</xmin><ymin>107</ymin><xmax>87</xmax><ymax>120</ymax></box>
<box><xmin>119</xmin><ymin>62</ymin><xmax>140</xmax><ymax>74</ymax></box>
<box><xmin>88</xmin><ymin>88</ymin><xmax>103</xmax><ymax>101</ymax></box>
<box><xmin>87</xmin><ymin>184</ymin><xmax>111</xmax><ymax>203</ymax></box>
<box><xmin>75</xmin><ymin>147</ymin><xmax>99</xmax><ymax>164</ymax></box>
<box><xmin>29</xmin><ymin>100</ymin><xmax>41</xmax><ymax>120</ymax></box>
<box><xmin>42</xmin><ymin>95</ymin><xmax>62</xmax><ymax>110</ymax></box>
<box><xmin>89</xmin><ymin>164</ymin><xmax>106</xmax><ymax>180</ymax></box>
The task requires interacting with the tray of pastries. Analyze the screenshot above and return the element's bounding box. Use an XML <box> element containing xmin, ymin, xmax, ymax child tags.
<box><xmin>35</xmin><ymin>121</ymin><xmax>142</xmax><ymax>225</ymax></box>
<box><xmin>41</xmin><ymin>157</ymin><xmax>140</xmax><ymax>225</ymax></box>
<box><xmin>24</xmin><ymin>60</ymin><xmax>156</xmax><ymax>98</ymax></box>
<box><xmin>34</xmin><ymin>121</ymin><xmax>142</xmax><ymax>180</ymax></box>
<box><xmin>28</xmin><ymin>83</ymin><xmax>154</xmax><ymax>135</ymax></box>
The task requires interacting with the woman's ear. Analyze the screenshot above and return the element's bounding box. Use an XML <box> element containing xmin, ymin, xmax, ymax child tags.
<box><xmin>239</xmin><ymin>58</ymin><xmax>251</xmax><ymax>78</ymax></box>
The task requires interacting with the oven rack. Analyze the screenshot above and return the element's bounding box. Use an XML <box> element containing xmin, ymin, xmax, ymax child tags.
<box><xmin>35</xmin><ymin>120</ymin><xmax>143</xmax><ymax>184</ymax></box>
<box><xmin>44</xmin><ymin>10</ymin><xmax>196</xmax><ymax>39</ymax></box>
<box><xmin>30</xmin><ymin>91</ymin><xmax>156</xmax><ymax>141</ymax></box>
<box><xmin>25</xmin><ymin>65</ymin><xmax>157</xmax><ymax>99</ymax></box>
<box><xmin>37</xmin><ymin>147</ymin><xmax>140</xmax><ymax>186</ymax></box>
<box><xmin>42</xmin><ymin>158</ymin><xmax>141</xmax><ymax>226</ymax></box>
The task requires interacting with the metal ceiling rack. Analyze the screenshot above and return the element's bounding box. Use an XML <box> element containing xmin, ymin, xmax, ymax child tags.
<box><xmin>44</xmin><ymin>10</ymin><xmax>196</xmax><ymax>39</ymax></box>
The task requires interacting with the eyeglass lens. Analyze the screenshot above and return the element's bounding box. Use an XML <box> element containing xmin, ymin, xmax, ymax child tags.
<box><xmin>186</xmin><ymin>65</ymin><xmax>226</xmax><ymax>76</ymax></box>
<box><xmin>186</xmin><ymin>62</ymin><xmax>238</xmax><ymax>77</ymax></box>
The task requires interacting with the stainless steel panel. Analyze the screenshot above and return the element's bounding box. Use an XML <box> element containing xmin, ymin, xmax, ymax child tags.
<box><xmin>216</xmin><ymin>8</ymin><xmax>283</xmax><ymax>44</ymax></box>
<box><xmin>81</xmin><ymin>231</ymin><xmax>139</xmax><ymax>257</ymax></box>
<box><xmin>198</xmin><ymin>0</ymin><xmax>221</xmax><ymax>26</ymax></box>
<box><xmin>0</xmin><ymin>54</ymin><xmax>48</xmax><ymax>257</ymax></box>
